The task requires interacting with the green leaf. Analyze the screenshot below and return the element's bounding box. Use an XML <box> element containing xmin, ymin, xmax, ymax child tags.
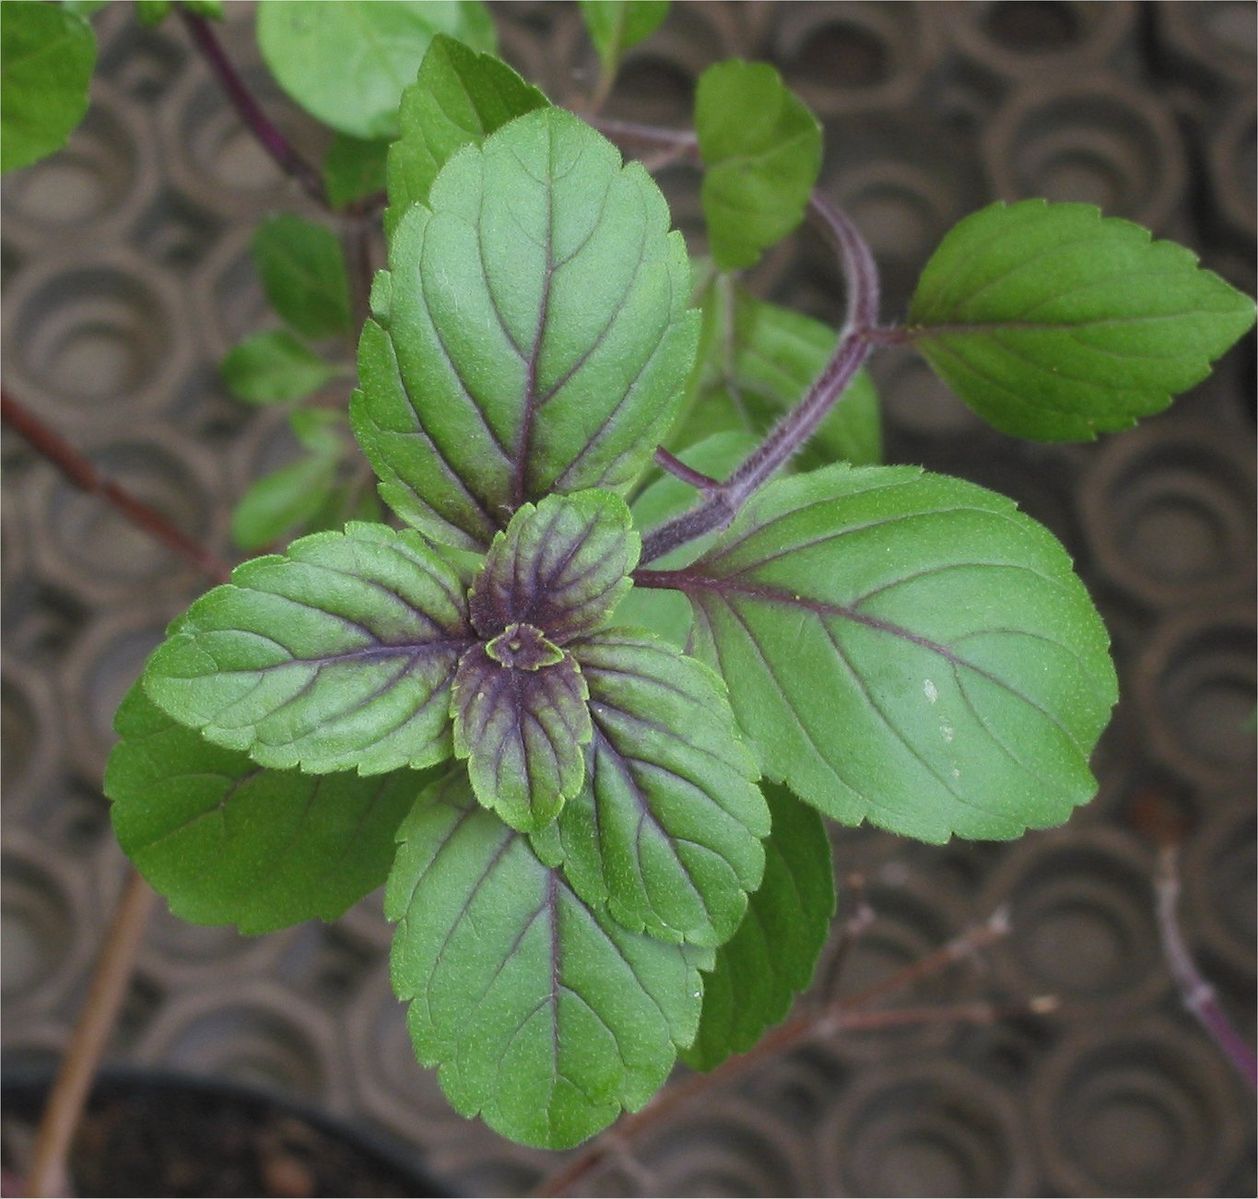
<box><xmin>108</xmin><ymin>685</ymin><xmax>425</xmax><ymax>934</ymax></box>
<box><xmin>143</xmin><ymin>522</ymin><xmax>474</xmax><ymax>774</ymax></box>
<box><xmin>289</xmin><ymin>407</ymin><xmax>346</xmax><ymax>455</ymax></box>
<box><xmin>221</xmin><ymin>330</ymin><xmax>338</xmax><ymax>405</ymax></box>
<box><xmin>452</xmin><ymin>639</ymin><xmax>591</xmax><ymax>832</ymax></box>
<box><xmin>578</xmin><ymin>0</ymin><xmax>669</xmax><ymax>78</ymax></box>
<box><xmin>672</xmin><ymin>280</ymin><xmax>882</xmax><ymax>469</ymax></box>
<box><xmin>253</xmin><ymin>215</ymin><xmax>352</xmax><ymax>341</ymax></box>
<box><xmin>683</xmin><ymin>783</ymin><xmax>833</xmax><ymax>1069</ymax></box>
<box><xmin>387</xmin><ymin>769</ymin><xmax>711</xmax><ymax>1149</ymax></box>
<box><xmin>386</xmin><ymin>33</ymin><xmax>548</xmax><ymax>235</ymax></box>
<box><xmin>61</xmin><ymin>2</ymin><xmax>109</xmax><ymax>17</ymax></box>
<box><xmin>1</xmin><ymin>3</ymin><xmax>95</xmax><ymax>175</ymax></box>
<box><xmin>135</xmin><ymin>0</ymin><xmax>172</xmax><ymax>25</ymax></box>
<box><xmin>534</xmin><ymin>629</ymin><xmax>768</xmax><ymax>947</ymax></box>
<box><xmin>256</xmin><ymin>0</ymin><xmax>495</xmax><ymax>141</ymax></box>
<box><xmin>908</xmin><ymin>200</ymin><xmax>1258</xmax><ymax>441</ymax></box>
<box><xmin>323</xmin><ymin>133</ymin><xmax>389</xmax><ymax>210</ymax></box>
<box><xmin>230</xmin><ymin>454</ymin><xmax>339</xmax><ymax>552</ymax></box>
<box><xmin>695</xmin><ymin>61</ymin><xmax>822</xmax><ymax>271</ymax></box>
<box><xmin>668</xmin><ymin>464</ymin><xmax>1118</xmax><ymax>842</ymax></box>
<box><xmin>353</xmin><ymin>106</ymin><xmax>699</xmax><ymax>550</ymax></box>
<box><xmin>470</xmin><ymin>490</ymin><xmax>640</xmax><ymax>644</ymax></box>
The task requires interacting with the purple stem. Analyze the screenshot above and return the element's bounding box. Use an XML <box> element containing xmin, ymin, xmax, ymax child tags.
<box><xmin>653</xmin><ymin>447</ymin><xmax>719</xmax><ymax>490</ymax></box>
<box><xmin>178</xmin><ymin>10</ymin><xmax>328</xmax><ymax>208</ymax></box>
<box><xmin>637</xmin><ymin>191</ymin><xmax>881</xmax><ymax>565</ymax></box>
<box><xmin>1156</xmin><ymin>846</ymin><xmax>1257</xmax><ymax>1088</ymax></box>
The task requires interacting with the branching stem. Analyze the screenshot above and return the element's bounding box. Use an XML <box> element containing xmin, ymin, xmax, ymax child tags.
<box><xmin>653</xmin><ymin>446</ymin><xmax>719</xmax><ymax>490</ymax></box>
<box><xmin>1</xmin><ymin>387</ymin><xmax>231</xmax><ymax>583</ymax></box>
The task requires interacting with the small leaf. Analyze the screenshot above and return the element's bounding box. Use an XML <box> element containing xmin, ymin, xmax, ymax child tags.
<box><xmin>684</xmin><ymin>783</ymin><xmax>834</xmax><ymax>1070</ymax></box>
<box><xmin>470</xmin><ymin>490</ymin><xmax>640</xmax><ymax>644</ymax></box>
<box><xmin>1</xmin><ymin>2</ymin><xmax>95</xmax><ymax>175</ymax></box>
<box><xmin>135</xmin><ymin>0</ymin><xmax>172</xmax><ymax>24</ymax></box>
<box><xmin>908</xmin><ymin>200</ymin><xmax>1258</xmax><ymax>441</ymax></box>
<box><xmin>672</xmin><ymin>280</ymin><xmax>882</xmax><ymax>468</ymax></box>
<box><xmin>354</xmin><ymin>106</ymin><xmax>699</xmax><ymax>549</ymax></box>
<box><xmin>256</xmin><ymin>0</ymin><xmax>495</xmax><ymax>140</ymax></box>
<box><xmin>108</xmin><ymin>685</ymin><xmax>425</xmax><ymax>934</ymax></box>
<box><xmin>535</xmin><ymin>629</ymin><xmax>768</xmax><ymax>947</ymax></box>
<box><xmin>452</xmin><ymin>639</ymin><xmax>592</xmax><ymax>831</ymax></box>
<box><xmin>668</xmin><ymin>464</ymin><xmax>1118</xmax><ymax>842</ymax></box>
<box><xmin>289</xmin><ymin>407</ymin><xmax>346</xmax><ymax>455</ymax></box>
<box><xmin>144</xmin><ymin>522</ymin><xmax>474</xmax><ymax>774</ymax></box>
<box><xmin>252</xmin><ymin>214</ymin><xmax>352</xmax><ymax>340</ymax></box>
<box><xmin>695</xmin><ymin>61</ymin><xmax>822</xmax><ymax>271</ymax></box>
<box><xmin>221</xmin><ymin>330</ymin><xmax>337</xmax><ymax>405</ymax></box>
<box><xmin>230</xmin><ymin>454</ymin><xmax>339</xmax><ymax>551</ymax></box>
<box><xmin>323</xmin><ymin>133</ymin><xmax>389</xmax><ymax>210</ymax></box>
<box><xmin>578</xmin><ymin>0</ymin><xmax>669</xmax><ymax>78</ymax></box>
<box><xmin>387</xmin><ymin>769</ymin><xmax>711</xmax><ymax>1149</ymax></box>
<box><xmin>386</xmin><ymin>32</ymin><xmax>548</xmax><ymax>234</ymax></box>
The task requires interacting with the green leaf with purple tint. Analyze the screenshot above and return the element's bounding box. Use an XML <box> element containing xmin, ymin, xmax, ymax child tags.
<box><xmin>387</xmin><ymin>769</ymin><xmax>711</xmax><ymax>1149</ymax></box>
<box><xmin>451</xmin><ymin>638</ymin><xmax>592</xmax><ymax>831</ymax></box>
<box><xmin>352</xmin><ymin>106</ymin><xmax>699</xmax><ymax>550</ymax></box>
<box><xmin>660</xmin><ymin>464</ymin><xmax>1117</xmax><ymax>842</ymax></box>
<box><xmin>108</xmin><ymin>685</ymin><xmax>427</xmax><ymax>934</ymax></box>
<box><xmin>470</xmin><ymin>490</ymin><xmax>640</xmax><ymax>643</ymax></box>
<box><xmin>142</xmin><ymin>522</ymin><xmax>474</xmax><ymax>775</ymax></box>
<box><xmin>532</xmin><ymin>629</ymin><xmax>768</xmax><ymax>947</ymax></box>
<box><xmin>683</xmin><ymin>783</ymin><xmax>834</xmax><ymax>1069</ymax></box>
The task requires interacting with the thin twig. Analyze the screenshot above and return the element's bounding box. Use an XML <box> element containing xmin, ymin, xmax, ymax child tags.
<box><xmin>25</xmin><ymin>872</ymin><xmax>158</xmax><ymax>1197</ymax></box>
<box><xmin>1156</xmin><ymin>845</ymin><xmax>1257</xmax><ymax>1087</ymax></box>
<box><xmin>822</xmin><ymin>872</ymin><xmax>874</xmax><ymax>995</ymax></box>
<box><xmin>178</xmin><ymin>9</ymin><xmax>328</xmax><ymax>207</ymax></box>
<box><xmin>533</xmin><ymin>909</ymin><xmax>1013</xmax><ymax>1197</ymax></box>
<box><xmin>1</xmin><ymin>387</ymin><xmax>231</xmax><ymax>583</ymax></box>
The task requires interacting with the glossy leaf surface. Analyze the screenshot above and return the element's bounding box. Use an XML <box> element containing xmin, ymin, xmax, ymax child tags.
<box><xmin>695</xmin><ymin>61</ymin><xmax>821</xmax><ymax>270</ymax></box>
<box><xmin>353</xmin><ymin>107</ymin><xmax>698</xmax><ymax>549</ymax></box>
<box><xmin>387</xmin><ymin>770</ymin><xmax>710</xmax><ymax>1148</ymax></box>
<box><xmin>909</xmin><ymin>200</ymin><xmax>1257</xmax><ymax>441</ymax></box>
<box><xmin>144</xmin><ymin>523</ymin><xmax>473</xmax><ymax>774</ymax></box>
<box><xmin>534</xmin><ymin>629</ymin><xmax>768</xmax><ymax>946</ymax></box>
<box><xmin>668</xmin><ymin>464</ymin><xmax>1118</xmax><ymax>841</ymax></box>
<box><xmin>109</xmin><ymin>686</ymin><xmax>424</xmax><ymax>933</ymax></box>
<box><xmin>684</xmin><ymin>783</ymin><xmax>833</xmax><ymax>1069</ymax></box>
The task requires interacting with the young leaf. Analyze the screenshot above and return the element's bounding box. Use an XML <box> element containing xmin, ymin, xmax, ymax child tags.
<box><xmin>230</xmin><ymin>453</ymin><xmax>339</xmax><ymax>551</ymax></box>
<box><xmin>386</xmin><ymin>33</ymin><xmax>548</xmax><ymax>234</ymax></box>
<box><xmin>695</xmin><ymin>61</ymin><xmax>822</xmax><ymax>271</ymax></box>
<box><xmin>387</xmin><ymin>769</ymin><xmax>711</xmax><ymax>1150</ymax></box>
<box><xmin>451</xmin><ymin>638</ymin><xmax>592</xmax><ymax>832</ymax></box>
<box><xmin>221</xmin><ymin>330</ymin><xmax>338</xmax><ymax>405</ymax></box>
<box><xmin>660</xmin><ymin>464</ymin><xmax>1118</xmax><ymax>842</ymax></box>
<box><xmin>252</xmin><ymin>214</ymin><xmax>352</xmax><ymax>341</ymax></box>
<box><xmin>1</xmin><ymin>3</ymin><xmax>95</xmax><ymax>175</ymax></box>
<box><xmin>323</xmin><ymin>133</ymin><xmax>389</xmax><ymax>210</ymax></box>
<box><xmin>469</xmin><ymin>490</ymin><xmax>640</xmax><ymax>644</ymax></box>
<box><xmin>143</xmin><ymin>522</ymin><xmax>474</xmax><ymax>774</ymax></box>
<box><xmin>108</xmin><ymin>685</ymin><xmax>426</xmax><ymax>934</ymax></box>
<box><xmin>533</xmin><ymin>629</ymin><xmax>768</xmax><ymax>947</ymax></box>
<box><xmin>354</xmin><ymin>107</ymin><xmax>699</xmax><ymax>549</ymax></box>
<box><xmin>683</xmin><ymin>783</ymin><xmax>834</xmax><ymax>1070</ymax></box>
<box><xmin>256</xmin><ymin>0</ymin><xmax>495</xmax><ymax>141</ymax></box>
<box><xmin>578</xmin><ymin>0</ymin><xmax>669</xmax><ymax>79</ymax></box>
<box><xmin>908</xmin><ymin>200</ymin><xmax>1258</xmax><ymax>441</ymax></box>
<box><xmin>135</xmin><ymin>0</ymin><xmax>173</xmax><ymax>24</ymax></box>
<box><xmin>672</xmin><ymin>281</ymin><xmax>882</xmax><ymax>468</ymax></box>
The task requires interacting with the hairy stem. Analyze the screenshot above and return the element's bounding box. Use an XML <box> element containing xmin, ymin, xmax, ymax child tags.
<box><xmin>1</xmin><ymin>388</ymin><xmax>231</xmax><ymax>583</ymax></box>
<box><xmin>533</xmin><ymin>909</ymin><xmax>1011</xmax><ymax>1198</ymax></box>
<box><xmin>1156</xmin><ymin>845</ymin><xmax>1257</xmax><ymax>1087</ymax></box>
<box><xmin>178</xmin><ymin>9</ymin><xmax>328</xmax><ymax>208</ymax></box>
<box><xmin>25</xmin><ymin>872</ymin><xmax>158</xmax><ymax>1197</ymax></box>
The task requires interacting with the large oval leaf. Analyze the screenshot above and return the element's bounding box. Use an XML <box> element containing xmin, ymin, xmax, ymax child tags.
<box><xmin>387</xmin><ymin>770</ymin><xmax>710</xmax><ymax>1149</ymax></box>
<box><xmin>908</xmin><ymin>200</ymin><xmax>1256</xmax><ymax>441</ymax></box>
<box><xmin>143</xmin><ymin>522</ymin><xmax>473</xmax><ymax>774</ymax></box>
<box><xmin>353</xmin><ymin>106</ymin><xmax>699</xmax><ymax>550</ymax></box>
<box><xmin>651</xmin><ymin>464</ymin><xmax>1118</xmax><ymax>842</ymax></box>
<box><xmin>108</xmin><ymin>686</ymin><xmax>426</xmax><ymax>934</ymax></box>
<box><xmin>256</xmin><ymin>1</ymin><xmax>495</xmax><ymax>140</ymax></box>
<box><xmin>535</xmin><ymin>629</ymin><xmax>768</xmax><ymax>947</ymax></box>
